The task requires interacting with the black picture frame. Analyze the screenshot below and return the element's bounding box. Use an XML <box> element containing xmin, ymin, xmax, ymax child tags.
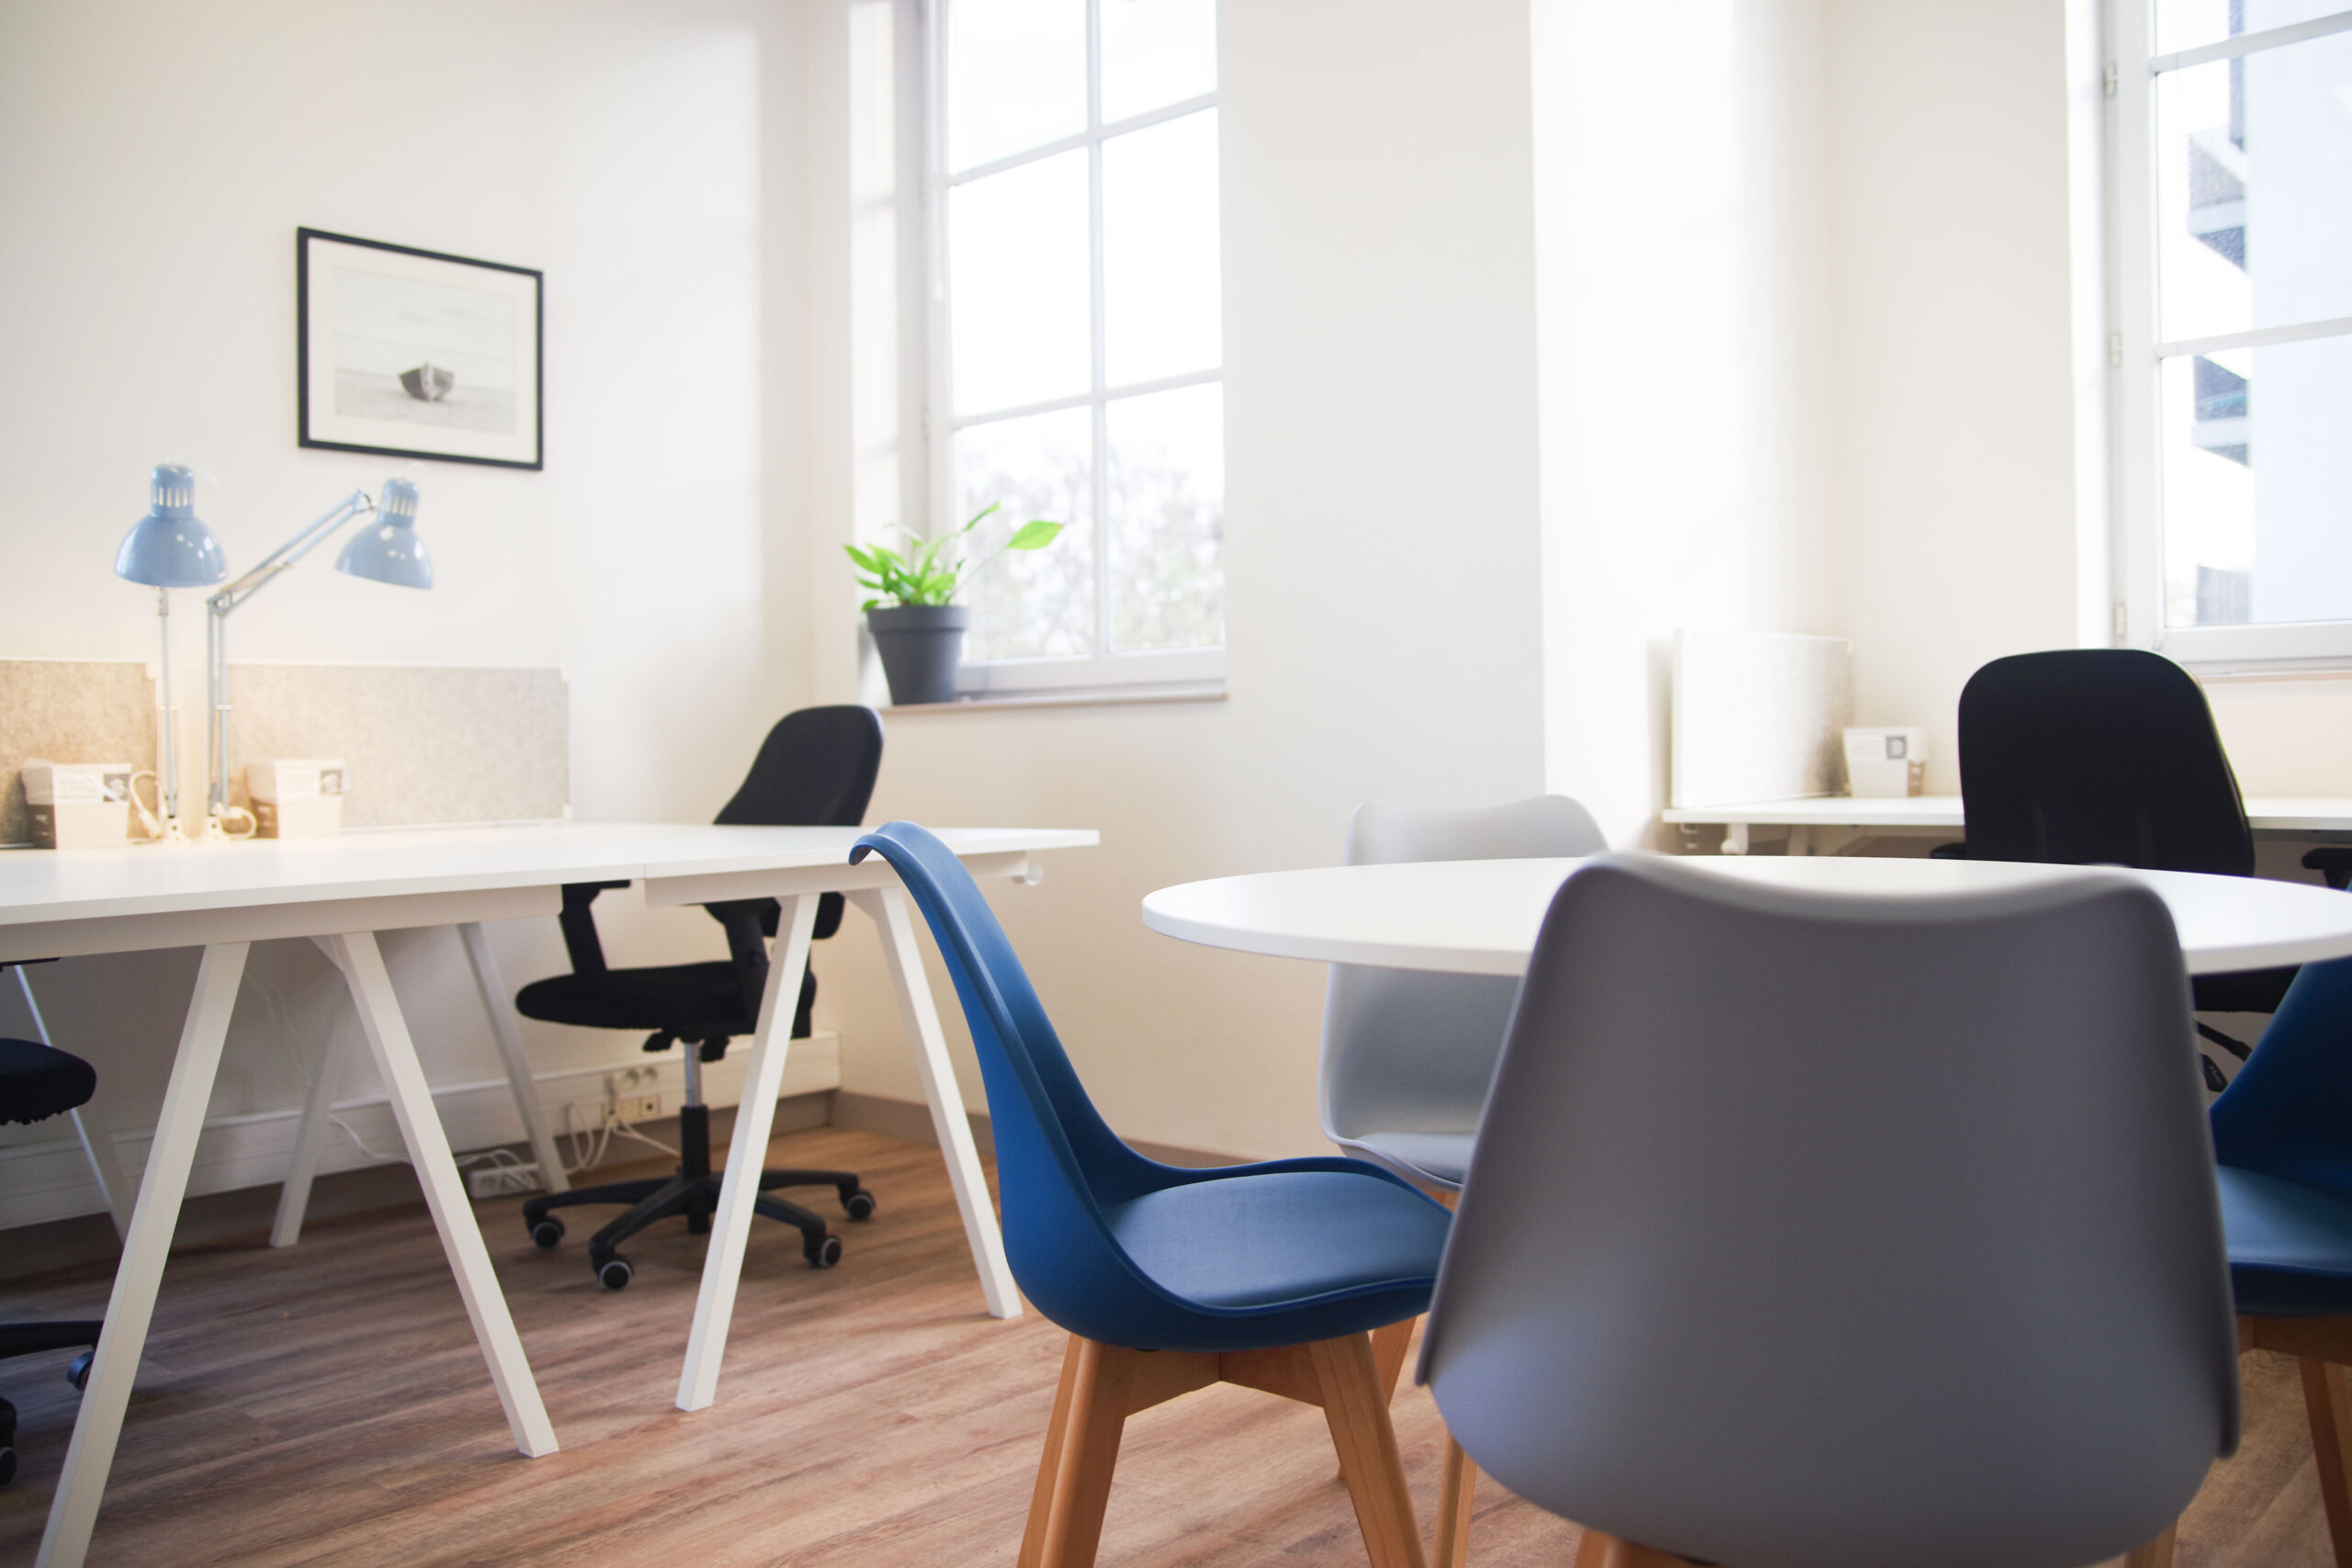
<box><xmin>297</xmin><ymin>227</ymin><xmax>544</xmax><ymax>470</ymax></box>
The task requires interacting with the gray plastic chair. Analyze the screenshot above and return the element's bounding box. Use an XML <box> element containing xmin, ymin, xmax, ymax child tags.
<box><xmin>1320</xmin><ymin>795</ymin><xmax>1605</xmax><ymax>1190</ymax></box>
<box><xmin>1420</xmin><ymin>852</ymin><xmax>2239</xmax><ymax>1568</ymax></box>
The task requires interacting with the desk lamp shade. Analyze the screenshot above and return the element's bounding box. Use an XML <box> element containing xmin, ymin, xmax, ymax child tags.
<box><xmin>334</xmin><ymin>477</ymin><xmax>432</xmax><ymax>589</ymax></box>
<box><xmin>113</xmin><ymin>464</ymin><xmax>226</xmax><ymax>587</ymax></box>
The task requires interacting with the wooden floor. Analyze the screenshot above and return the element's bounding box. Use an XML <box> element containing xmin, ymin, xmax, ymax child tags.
<box><xmin>0</xmin><ymin>1124</ymin><xmax>2338</xmax><ymax>1567</ymax></box>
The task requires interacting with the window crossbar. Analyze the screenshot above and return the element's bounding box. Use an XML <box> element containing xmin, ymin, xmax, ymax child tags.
<box><xmin>2149</xmin><ymin>8</ymin><xmax>2352</xmax><ymax>73</ymax></box>
<box><xmin>2153</xmin><ymin>315</ymin><xmax>2352</xmax><ymax>360</ymax></box>
<box><xmin>950</xmin><ymin>367</ymin><xmax>1223</xmax><ymax>432</ymax></box>
<box><xmin>942</xmin><ymin>93</ymin><xmax>1217</xmax><ymax>188</ymax></box>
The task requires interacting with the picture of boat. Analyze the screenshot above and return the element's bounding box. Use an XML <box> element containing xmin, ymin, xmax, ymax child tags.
<box><xmin>399</xmin><ymin>362</ymin><xmax>455</xmax><ymax>401</ymax></box>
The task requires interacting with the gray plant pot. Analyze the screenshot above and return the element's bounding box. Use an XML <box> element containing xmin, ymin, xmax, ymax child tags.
<box><xmin>866</xmin><ymin>604</ymin><xmax>970</xmax><ymax>705</ymax></box>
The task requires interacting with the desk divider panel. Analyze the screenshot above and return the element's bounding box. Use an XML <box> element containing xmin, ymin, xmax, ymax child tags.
<box><xmin>1670</xmin><ymin>630</ymin><xmax>1853</xmax><ymax>807</ymax></box>
<box><xmin>0</xmin><ymin>660</ymin><xmax>159</xmax><ymax>848</ymax></box>
<box><xmin>2</xmin><ymin>659</ymin><xmax>567</xmax><ymax>841</ymax></box>
<box><xmin>223</xmin><ymin>663</ymin><xmax>569</xmax><ymax>827</ymax></box>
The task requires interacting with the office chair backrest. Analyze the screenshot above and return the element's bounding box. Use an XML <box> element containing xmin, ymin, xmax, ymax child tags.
<box><xmin>848</xmin><ymin>821</ymin><xmax>1215</xmax><ymax>1348</ymax></box>
<box><xmin>1322</xmin><ymin>796</ymin><xmax>1604</xmax><ymax>1150</ymax></box>
<box><xmin>715</xmin><ymin>705</ymin><xmax>885</xmax><ymax>941</ymax></box>
<box><xmin>1421</xmin><ymin>853</ymin><xmax>2238</xmax><ymax>1568</ymax></box>
<box><xmin>716</xmin><ymin>705</ymin><xmax>886</xmax><ymax>829</ymax></box>
<box><xmin>1958</xmin><ymin>648</ymin><xmax>2253</xmax><ymax>874</ymax></box>
<box><xmin>2211</xmin><ymin>954</ymin><xmax>2352</xmax><ymax>1203</ymax></box>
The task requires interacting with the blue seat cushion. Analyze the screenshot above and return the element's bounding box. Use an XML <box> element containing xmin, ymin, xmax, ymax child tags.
<box><xmin>1102</xmin><ymin>1168</ymin><xmax>1449</xmax><ymax>1311</ymax></box>
<box><xmin>2220</xmin><ymin>1165</ymin><xmax>2352</xmax><ymax>1317</ymax></box>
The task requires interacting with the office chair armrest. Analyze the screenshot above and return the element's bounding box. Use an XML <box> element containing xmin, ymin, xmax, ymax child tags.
<box><xmin>556</xmin><ymin>881</ymin><xmax>632</xmax><ymax>975</ymax></box>
<box><xmin>2304</xmin><ymin>847</ymin><xmax>2352</xmax><ymax>892</ymax></box>
<box><xmin>707</xmin><ymin>899</ymin><xmax>773</xmax><ymax>1022</ymax></box>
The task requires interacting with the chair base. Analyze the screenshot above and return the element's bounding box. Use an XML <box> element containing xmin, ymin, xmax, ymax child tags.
<box><xmin>1561</xmin><ymin>1521</ymin><xmax>2178</xmax><ymax>1567</ymax></box>
<box><xmin>1021</xmin><ymin>1328</ymin><xmax>1430</xmax><ymax>1568</ymax></box>
<box><xmin>518</xmin><ymin>1102</ymin><xmax>872</xmax><ymax>1286</ymax></box>
<box><xmin>1</xmin><ymin>1320</ymin><xmax>101</xmax><ymax>1488</ymax></box>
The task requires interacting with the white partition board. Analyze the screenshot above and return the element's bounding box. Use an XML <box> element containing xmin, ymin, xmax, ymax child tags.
<box><xmin>1671</xmin><ymin>631</ymin><xmax>1852</xmax><ymax>807</ymax></box>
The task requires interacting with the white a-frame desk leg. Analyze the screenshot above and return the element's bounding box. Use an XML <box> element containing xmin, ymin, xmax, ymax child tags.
<box><xmin>270</xmin><ymin>1015</ymin><xmax>350</xmax><ymax>1248</ymax></box>
<box><xmin>852</xmin><ymin>885</ymin><xmax>1019</xmax><ymax>1320</ymax></box>
<box><xmin>40</xmin><ymin>943</ymin><xmax>249</xmax><ymax>1568</ymax></box>
<box><xmin>456</xmin><ymin>921</ymin><xmax>571</xmax><ymax>1193</ymax></box>
<box><xmin>676</xmin><ymin>894</ymin><xmax>820</xmax><ymax>1412</ymax></box>
<box><xmin>313</xmin><ymin>932</ymin><xmax>558</xmax><ymax>1459</ymax></box>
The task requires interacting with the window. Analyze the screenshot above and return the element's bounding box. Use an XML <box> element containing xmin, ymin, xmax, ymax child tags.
<box><xmin>2110</xmin><ymin>0</ymin><xmax>2352</xmax><ymax>667</ymax></box>
<box><xmin>926</xmin><ymin>0</ymin><xmax>1226</xmax><ymax>694</ymax></box>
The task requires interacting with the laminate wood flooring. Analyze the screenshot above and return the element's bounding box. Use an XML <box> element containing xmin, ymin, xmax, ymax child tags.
<box><xmin>0</xmin><ymin>1125</ymin><xmax>2335</xmax><ymax>1567</ymax></box>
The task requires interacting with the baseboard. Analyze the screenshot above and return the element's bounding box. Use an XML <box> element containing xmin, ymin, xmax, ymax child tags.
<box><xmin>0</xmin><ymin>1090</ymin><xmax>838</xmax><ymax>1286</ymax></box>
<box><xmin>0</xmin><ymin>1032</ymin><xmax>842</xmax><ymax>1234</ymax></box>
<box><xmin>827</xmin><ymin>1089</ymin><xmax>1235</xmax><ymax>1168</ymax></box>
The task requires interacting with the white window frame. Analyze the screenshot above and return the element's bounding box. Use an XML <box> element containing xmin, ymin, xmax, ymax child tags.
<box><xmin>2109</xmin><ymin>2</ymin><xmax>2352</xmax><ymax>670</ymax></box>
<box><xmin>915</xmin><ymin>0</ymin><xmax>1227</xmax><ymax>697</ymax></box>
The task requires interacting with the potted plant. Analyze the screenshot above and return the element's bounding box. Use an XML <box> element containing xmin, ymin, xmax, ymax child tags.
<box><xmin>846</xmin><ymin>503</ymin><xmax>1062</xmax><ymax>705</ymax></box>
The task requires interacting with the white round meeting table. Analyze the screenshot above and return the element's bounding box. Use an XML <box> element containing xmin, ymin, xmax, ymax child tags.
<box><xmin>1141</xmin><ymin>853</ymin><xmax>2352</xmax><ymax>976</ymax></box>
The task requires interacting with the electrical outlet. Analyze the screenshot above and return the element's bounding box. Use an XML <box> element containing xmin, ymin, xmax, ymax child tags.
<box><xmin>468</xmin><ymin>1162</ymin><xmax>544</xmax><ymax>1199</ymax></box>
<box><xmin>616</xmin><ymin>1090</ymin><xmax>662</xmax><ymax>1122</ymax></box>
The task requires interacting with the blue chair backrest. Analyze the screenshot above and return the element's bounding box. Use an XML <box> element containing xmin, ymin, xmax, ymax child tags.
<box><xmin>850</xmin><ymin>821</ymin><xmax>1216</xmax><ymax>1343</ymax></box>
<box><xmin>2211</xmin><ymin>953</ymin><xmax>2352</xmax><ymax>1202</ymax></box>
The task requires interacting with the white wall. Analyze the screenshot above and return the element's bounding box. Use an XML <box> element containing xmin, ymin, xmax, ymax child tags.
<box><xmin>0</xmin><ymin>0</ymin><xmax>822</xmax><ymax>1172</ymax></box>
<box><xmin>801</xmin><ymin>0</ymin><xmax>1549</xmax><ymax>1160</ymax></box>
<box><xmin>1531</xmin><ymin>0</ymin><xmax>1839</xmax><ymax>845</ymax></box>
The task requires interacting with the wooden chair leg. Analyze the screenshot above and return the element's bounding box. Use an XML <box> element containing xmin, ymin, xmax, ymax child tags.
<box><xmin>1309</xmin><ymin>1332</ymin><xmax>1430</xmax><ymax>1568</ymax></box>
<box><xmin>1372</xmin><ymin>1315</ymin><xmax>1416</xmax><ymax>1402</ymax></box>
<box><xmin>1433</xmin><ymin>1433</ymin><xmax>1476</xmax><ymax>1568</ymax></box>
<box><xmin>1019</xmin><ymin>1337</ymin><xmax>1139</xmax><ymax>1568</ymax></box>
<box><xmin>2120</xmin><ymin>1519</ymin><xmax>2178</xmax><ymax>1568</ymax></box>
<box><xmin>1571</xmin><ymin>1529</ymin><xmax>1689</xmax><ymax>1568</ymax></box>
<box><xmin>2303</xmin><ymin>1357</ymin><xmax>2352</xmax><ymax>1568</ymax></box>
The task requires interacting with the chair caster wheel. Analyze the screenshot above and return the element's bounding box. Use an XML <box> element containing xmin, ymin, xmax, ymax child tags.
<box><xmin>529</xmin><ymin>1218</ymin><xmax>565</xmax><ymax>1249</ymax></box>
<box><xmin>67</xmin><ymin>1352</ymin><xmax>92</xmax><ymax>1392</ymax></box>
<box><xmin>843</xmin><ymin>1190</ymin><xmax>876</xmax><ymax>1222</ymax></box>
<box><xmin>806</xmin><ymin>1235</ymin><xmax>843</xmax><ymax>1269</ymax></box>
<box><xmin>597</xmin><ymin>1257</ymin><xmax>634</xmax><ymax>1291</ymax></box>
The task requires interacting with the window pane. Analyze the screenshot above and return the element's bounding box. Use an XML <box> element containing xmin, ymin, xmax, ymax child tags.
<box><xmin>2156</xmin><ymin>0</ymin><xmax>2351</xmax><ymax>56</ymax></box>
<box><xmin>950</xmin><ymin>152</ymin><xmax>1091</xmax><ymax>415</ymax></box>
<box><xmin>956</xmin><ymin>407</ymin><xmax>1096</xmax><ymax>660</ymax></box>
<box><xmin>1102</xmin><ymin>109</ymin><xmax>1223</xmax><ymax>387</ymax></box>
<box><xmin>1100</xmin><ymin>0</ymin><xmax>1217</xmax><ymax>123</ymax></box>
<box><xmin>2161</xmin><ymin>332</ymin><xmax>2352</xmax><ymax>626</ymax></box>
<box><xmin>1108</xmin><ymin>382</ymin><xmax>1224</xmax><ymax>651</ymax></box>
<box><xmin>946</xmin><ymin>0</ymin><xmax>1086</xmax><ymax>172</ymax></box>
<box><xmin>2155</xmin><ymin>31</ymin><xmax>2352</xmax><ymax>342</ymax></box>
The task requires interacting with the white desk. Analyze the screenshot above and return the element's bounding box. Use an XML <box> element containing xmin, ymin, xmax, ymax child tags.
<box><xmin>1141</xmin><ymin>854</ymin><xmax>2352</xmax><ymax>977</ymax></box>
<box><xmin>0</xmin><ymin>820</ymin><xmax>1094</xmax><ymax>1568</ymax></box>
<box><xmin>1660</xmin><ymin>795</ymin><xmax>2352</xmax><ymax>855</ymax></box>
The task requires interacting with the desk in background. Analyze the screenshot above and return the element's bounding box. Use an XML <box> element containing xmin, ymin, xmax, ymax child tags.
<box><xmin>1662</xmin><ymin>795</ymin><xmax>2352</xmax><ymax>856</ymax></box>
<box><xmin>1</xmin><ymin>820</ymin><xmax>1094</xmax><ymax>1568</ymax></box>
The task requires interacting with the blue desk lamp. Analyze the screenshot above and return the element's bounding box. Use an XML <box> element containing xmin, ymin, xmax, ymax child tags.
<box><xmin>112</xmin><ymin>464</ymin><xmax>228</xmax><ymax>839</ymax></box>
<box><xmin>202</xmin><ymin>476</ymin><xmax>433</xmax><ymax>836</ymax></box>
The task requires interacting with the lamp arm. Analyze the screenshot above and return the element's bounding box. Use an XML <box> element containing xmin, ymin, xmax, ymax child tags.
<box><xmin>206</xmin><ymin>490</ymin><xmax>376</xmax><ymax>617</ymax></box>
<box><xmin>203</xmin><ymin>488</ymin><xmax>375</xmax><ymax>825</ymax></box>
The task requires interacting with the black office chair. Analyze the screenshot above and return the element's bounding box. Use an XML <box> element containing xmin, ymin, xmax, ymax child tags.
<box><xmin>1940</xmin><ymin>649</ymin><xmax>2352</xmax><ymax>1087</ymax></box>
<box><xmin>2</xmin><ymin>1036</ymin><xmax>104</xmax><ymax>1486</ymax></box>
<box><xmin>515</xmin><ymin>705</ymin><xmax>886</xmax><ymax>1289</ymax></box>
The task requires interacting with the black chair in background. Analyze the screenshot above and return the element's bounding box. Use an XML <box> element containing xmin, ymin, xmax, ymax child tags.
<box><xmin>516</xmin><ymin>705</ymin><xmax>885</xmax><ymax>1289</ymax></box>
<box><xmin>1940</xmin><ymin>649</ymin><xmax>2352</xmax><ymax>1087</ymax></box>
<box><xmin>2</xmin><ymin>1037</ymin><xmax>104</xmax><ymax>1486</ymax></box>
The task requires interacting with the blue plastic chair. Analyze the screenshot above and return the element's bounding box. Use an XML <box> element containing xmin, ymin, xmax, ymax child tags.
<box><xmin>849</xmin><ymin>821</ymin><xmax>1453</xmax><ymax>1568</ymax></box>
<box><xmin>2211</xmin><ymin>954</ymin><xmax>2352</xmax><ymax>1568</ymax></box>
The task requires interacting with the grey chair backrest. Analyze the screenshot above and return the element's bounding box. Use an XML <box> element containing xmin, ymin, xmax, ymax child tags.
<box><xmin>1420</xmin><ymin>852</ymin><xmax>2238</xmax><ymax>1568</ymax></box>
<box><xmin>1320</xmin><ymin>796</ymin><xmax>1606</xmax><ymax>1178</ymax></box>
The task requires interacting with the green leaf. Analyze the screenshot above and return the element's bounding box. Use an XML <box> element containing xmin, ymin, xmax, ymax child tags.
<box><xmin>958</xmin><ymin>502</ymin><xmax>1001</xmax><ymax>536</ymax></box>
<box><xmin>859</xmin><ymin>597</ymin><xmax>879</xmax><ymax>613</ymax></box>
<box><xmin>1006</xmin><ymin>519</ymin><xmax>1062</xmax><ymax>551</ymax></box>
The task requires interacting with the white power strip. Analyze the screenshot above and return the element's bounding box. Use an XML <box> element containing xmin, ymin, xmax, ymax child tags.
<box><xmin>468</xmin><ymin>1162</ymin><xmax>546</xmax><ymax>1199</ymax></box>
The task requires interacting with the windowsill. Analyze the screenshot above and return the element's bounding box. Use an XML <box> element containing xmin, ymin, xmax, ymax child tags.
<box><xmin>884</xmin><ymin>681</ymin><xmax>1227</xmax><ymax>714</ymax></box>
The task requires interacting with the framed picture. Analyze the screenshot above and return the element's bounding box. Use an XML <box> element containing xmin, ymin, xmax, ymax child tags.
<box><xmin>298</xmin><ymin>228</ymin><xmax>543</xmax><ymax>469</ymax></box>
